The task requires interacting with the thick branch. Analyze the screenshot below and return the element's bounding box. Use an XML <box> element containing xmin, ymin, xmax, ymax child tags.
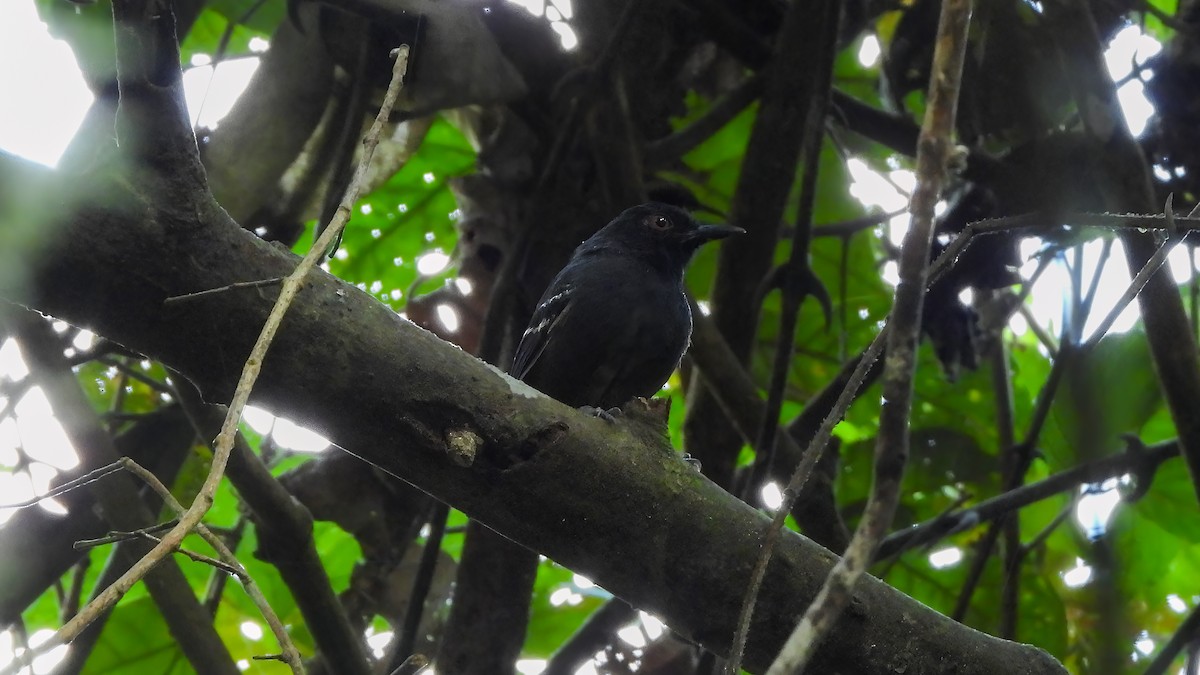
<box><xmin>0</xmin><ymin>155</ymin><xmax>1065</xmax><ymax>675</ymax></box>
<box><xmin>767</xmin><ymin>0</ymin><xmax>972</xmax><ymax>671</ymax></box>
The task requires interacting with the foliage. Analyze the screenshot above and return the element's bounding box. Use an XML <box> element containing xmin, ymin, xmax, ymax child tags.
<box><xmin>5</xmin><ymin>0</ymin><xmax>1200</xmax><ymax>673</ymax></box>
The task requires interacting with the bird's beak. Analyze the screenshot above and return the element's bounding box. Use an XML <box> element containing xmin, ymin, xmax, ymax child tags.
<box><xmin>688</xmin><ymin>224</ymin><xmax>745</xmax><ymax>243</ymax></box>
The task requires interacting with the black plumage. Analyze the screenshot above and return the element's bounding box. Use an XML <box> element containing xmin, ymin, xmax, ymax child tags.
<box><xmin>510</xmin><ymin>202</ymin><xmax>742</xmax><ymax>409</ymax></box>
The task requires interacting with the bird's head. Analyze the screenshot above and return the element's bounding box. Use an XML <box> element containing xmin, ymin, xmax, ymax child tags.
<box><xmin>578</xmin><ymin>202</ymin><xmax>744</xmax><ymax>272</ymax></box>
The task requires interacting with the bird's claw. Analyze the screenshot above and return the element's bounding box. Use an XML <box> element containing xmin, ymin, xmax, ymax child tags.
<box><xmin>580</xmin><ymin>405</ymin><xmax>622</xmax><ymax>422</ymax></box>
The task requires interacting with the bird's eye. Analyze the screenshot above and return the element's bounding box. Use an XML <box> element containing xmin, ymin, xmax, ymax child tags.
<box><xmin>648</xmin><ymin>215</ymin><xmax>672</xmax><ymax>230</ymax></box>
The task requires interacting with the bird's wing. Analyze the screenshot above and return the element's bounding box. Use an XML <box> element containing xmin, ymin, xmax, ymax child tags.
<box><xmin>509</xmin><ymin>283</ymin><xmax>574</xmax><ymax>380</ymax></box>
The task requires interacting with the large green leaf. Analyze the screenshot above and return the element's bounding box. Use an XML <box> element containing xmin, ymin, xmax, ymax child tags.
<box><xmin>325</xmin><ymin>117</ymin><xmax>476</xmax><ymax>313</ymax></box>
<box><xmin>1050</xmin><ymin>332</ymin><xmax>1161</xmax><ymax>469</ymax></box>
<box><xmin>83</xmin><ymin>596</ymin><xmax>189</xmax><ymax>674</ymax></box>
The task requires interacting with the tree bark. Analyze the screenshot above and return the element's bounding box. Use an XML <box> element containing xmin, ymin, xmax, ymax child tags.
<box><xmin>0</xmin><ymin>153</ymin><xmax>1065</xmax><ymax>675</ymax></box>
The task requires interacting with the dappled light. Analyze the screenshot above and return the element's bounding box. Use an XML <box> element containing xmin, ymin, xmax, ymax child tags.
<box><xmin>2</xmin><ymin>0</ymin><xmax>1200</xmax><ymax>673</ymax></box>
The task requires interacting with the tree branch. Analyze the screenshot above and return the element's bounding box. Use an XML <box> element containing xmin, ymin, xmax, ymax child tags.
<box><xmin>171</xmin><ymin>376</ymin><xmax>374</xmax><ymax>675</ymax></box>
<box><xmin>1</xmin><ymin>156</ymin><xmax>1065</xmax><ymax>674</ymax></box>
<box><xmin>1044</xmin><ymin>0</ymin><xmax>1200</xmax><ymax>506</ymax></box>
<box><xmin>11</xmin><ymin>312</ymin><xmax>239</xmax><ymax>675</ymax></box>
<box><xmin>879</xmin><ymin>439</ymin><xmax>1178</xmax><ymax>559</ymax></box>
<box><xmin>766</xmin><ymin>0</ymin><xmax>973</xmax><ymax>671</ymax></box>
<box><xmin>684</xmin><ymin>0</ymin><xmax>833</xmax><ymax>488</ymax></box>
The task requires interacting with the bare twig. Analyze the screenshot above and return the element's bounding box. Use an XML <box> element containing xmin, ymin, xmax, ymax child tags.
<box><xmin>136</xmin><ymin>531</ymin><xmax>243</xmax><ymax>577</ymax></box>
<box><xmin>119</xmin><ymin>457</ymin><xmax>303</xmax><ymax>671</ymax></box>
<box><xmin>926</xmin><ymin>211</ymin><xmax>1200</xmax><ymax>291</ymax></box>
<box><xmin>726</xmin><ymin>330</ymin><xmax>884</xmax><ymax>674</ymax></box>
<box><xmin>765</xmin><ymin>1</ymin><xmax>973</xmax><ymax>671</ymax></box>
<box><xmin>163</xmin><ymin>277</ymin><xmax>285</xmax><ymax>305</ymax></box>
<box><xmin>1018</xmin><ymin>304</ymin><xmax>1060</xmax><ymax>357</ymax></box>
<box><xmin>813</xmin><ymin>209</ymin><xmax>906</xmax><ymax>239</ymax></box>
<box><xmin>203</xmin><ymin>517</ymin><xmax>247</xmax><ymax>617</ymax></box>
<box><xmin>1081</xmin><ymin>197</ymin><xmax>1182</xmax><ymax>350</ymax></box>
<box><xmin>3</xmin><ymin>43</ymin><xmax>413</xmax><ymax>675</ymax></box>
<box><xmin>4</xmin><ymin>461</ymin><xmax>125</xmax><ymax>510</ymax></box>
<box><xmin>94</xmin><ymin>357</ymin><xmax>172</xmax><ymax>395</ymax></box>
<box><xmin>875</xmin><ymin>488</ymin><xmax>972</xmax><ymax>576</ymax></box>
<box><xmin>385</xmin><ymin>502</ymin><xmax>450</xmax><ymax>672</ymax></box>
<box><xmin>171</xmin><ymin>373</ymin><xmax>374</xmax><ymax>673</ymax></box>
<box><xmin>645</xmin><ymin>74</ymin><xmax>763</xmax><ymax>165</ymax></box>
<box><xmin>60</xmin><ymin>558</ymin><xmax>89</xmax><ymax>624</ymax></box>
<box><xmin>1020</xmin><ymin>501</ymin><xmax>1073</xmax><ymax>558</ymax></box>
<box><xmin>1078</xmin><ymin>238</ymin><xmax>1114</xmax><ymax>337</ymax></box>
<box><xmin>190</xmin><ymin>0</ymin><xmax>271</xmax><ymax>128</ymax></box>
<box><xmin>73</xmin><ymin>520</ymin><xmax>179</xmax><ymax>549</ymax></box>
<box><xmin>881</xmin><ymin>443</ymin><xmax>1179</xmax><ymax>572</ymax></box>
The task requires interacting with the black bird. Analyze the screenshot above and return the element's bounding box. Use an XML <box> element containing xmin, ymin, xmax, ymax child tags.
<box><xmin>510</xmin><ymin>202</ymin><xmax>742</xmax><ymax>410</ymax></box>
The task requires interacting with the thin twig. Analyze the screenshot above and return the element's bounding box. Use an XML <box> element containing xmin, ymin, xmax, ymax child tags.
<box><xmin>877</xmin><ymin>353</ymin><xmax>1125</xmax><ymax>561</ymax></box>
<box><xmin>1017</xmin><ymin>304</ymin><xmax>1060</xmax><ymax>357</ymax></box>
<box><xmin>119</xmin><ymin>457</ymin><xmax>303</xmax><ymax>671</ymax></box>
<box><xmin>1078</xmin><ymin>237</ymin><xmax>1114</xmax><ymax>335</ymax></box>
<box><xmin>136</xmin><ymin>531</ymin><xmax>243</xmax><ymax>576</ymax></box>
<box><xmin>191</xmin><ymin>0</ymin><xmax>271</xmax><ymax>128</ymax></box>
<box><xmin>726</xmin><ymin>330</ymin><xmax>885</xmax><ymax>674</ymax></box>
<box><xmin>95</xmin><ymin>357</ymin><xmax>172</xmax><ymax>395</ymax></box>
<box><xmin>5</xmin><ymin>43</ymin><xmax>413</xmax><ymax>675</ymax></box>
<box><xmin>59</xmin><ymin>558</ymin><xmax>89</xmax><ymax>625</ymax></box>
<box><xmin>1081</xmin><ymin>197</ymin><xmax>1182</xmax><ymax>350</ymax></box>
<box><xmin>765</xmin><ymin>1</ymin><xmax>973</xmax><ymax>671</ymax></box>
<box><xmin>812</xmin><ymin>209</ymin><xmax>906</xmax><ymax>238</ymax></box>
<box><xmin>1068</xmin><ymin>242</ymin><xmax>1085</xmax><ymax>342</ymax></box>
<box><xmin>926</xmin><ymin>211</ymin><xmax>1200</xmax><ymax>290</ymax></box>
<box><xmin>163</xmin><ymin>277</ymin><xmax>285</xmax><ymax>306</ymax></box>
<box><xmin>73</xmin><ymin>520</ymin><xmax>180</xmax><ymax>549</ymax></box>
<box><xmin>874</xmin><ymin>488</ymin><xmax>972</xmax><ymax>575</ymax></box>
<box><xmin>645</xmin><ymin>74</ymin><xmax>763</xmax><ymax>165</ymax></box>
<box><xmin>1019</xmin><ymin>501</ymin><xmax>1073</xmax><ymax>558</ymax></box>
<box><xmin>386</xmin><ymin>502</ymin><xmax>450</xmax><ymax>672</ymax></box>
<box><xmin>953</xmin><ymin>332</ymin><xmax>1072</xmax><ymax>618</ymax></box>
<box><xmin>4</xmin><ymin>461</ymin><xmax>125</xmax><ymax>510</ymax></box>
<box><xmin>204</xmin><ymin>517</ymin><xmax>247</xmax><ymax>617</ymax></box>
<box><xmin>951</xmin><ymin>514</ymin><xmax>1005</xmax><ymax>621</ymax></box>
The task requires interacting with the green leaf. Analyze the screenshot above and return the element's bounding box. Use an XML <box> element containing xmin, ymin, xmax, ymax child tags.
<box><xmin>325</xmin><ymin>117</ymin><xmax>475</xmax><ymax>312</ymax></box>
<box><xmin>1051</xmin><ymin>331</ymin><xmax>1161</xmax><ymax>468</ymax></box>
<box><xmin>524</xmin><ymin>560</ymin><xmax>606</xmax><ymax>658</ymax></box>
<box><xmin>83</xmin><ymin>596</ymin><xmax>188</xmax><ymax>674</ymax></box>
<box><xmin>181</xmin><ymin>9</ymin><xmax>269</xmax><ymax>64</ymax></box>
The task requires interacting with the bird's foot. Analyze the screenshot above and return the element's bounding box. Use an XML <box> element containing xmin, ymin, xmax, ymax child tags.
<box><xmin>580</xmin><ymin>405</ymin><xmax>623</xmax><ymax>422</ymax></box>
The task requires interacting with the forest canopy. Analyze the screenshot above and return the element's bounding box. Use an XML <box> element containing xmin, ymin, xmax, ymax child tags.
<box><xmin>1</xmin><ymin>0</ymin><xmax>1200</xmax><ymax>674</ymax></box>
